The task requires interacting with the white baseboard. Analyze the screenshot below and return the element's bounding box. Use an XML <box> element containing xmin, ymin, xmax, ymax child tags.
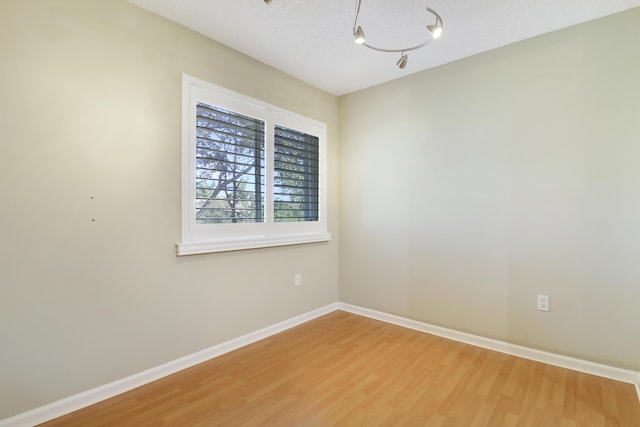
<box><xmin>337</xmin><ymin>302</ymin><xmax>640</xmax><ymax>402</ymax></box>
<box><xmin>0</xmin><ymin>303</ymin><xmax>339</xmax><ymax>427</ymax></box>
<box><xmin>3</xmin><ymin>301</ymin><xmax>639</xmax><ymax>426</ymax></box>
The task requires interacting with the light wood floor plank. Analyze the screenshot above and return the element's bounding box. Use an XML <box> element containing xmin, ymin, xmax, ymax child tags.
<box><xmin>39</xmin><ymin>311</ymin><xmax>640</xmax><ymax>426</ymax></box>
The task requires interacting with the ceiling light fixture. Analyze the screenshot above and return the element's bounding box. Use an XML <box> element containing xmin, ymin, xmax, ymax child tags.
<box><xmin>352</xmin><ymin>0</ymin><xmax>444</xmax><ymax>69</ymax></box>
<box><xmin>263</xmin><ymin>0</ymin><xmax>443</xmax><ymax>70</ymax></box>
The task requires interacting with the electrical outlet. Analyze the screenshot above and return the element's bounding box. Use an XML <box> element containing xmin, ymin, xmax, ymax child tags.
<box><xmin>294</xmin><ymin>273</ymin><xmax>302</xmax><ymax>287</ymax></box>
<box><xmin>537</xmin><ymin>294</ymin><xmax>550</xmax><ymax>312</ymax></box>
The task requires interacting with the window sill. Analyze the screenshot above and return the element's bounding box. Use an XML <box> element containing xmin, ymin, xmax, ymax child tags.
<box><xmin>176</xmin><ymin>232</ymin><xmax>332</xmax><ymax>256</ymax></box>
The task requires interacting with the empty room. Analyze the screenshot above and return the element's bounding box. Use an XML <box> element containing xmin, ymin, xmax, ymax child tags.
<box><xmin>1</xmin><ymin>0</ymin><xmax>639</xmax><ymax>425</ymax></box>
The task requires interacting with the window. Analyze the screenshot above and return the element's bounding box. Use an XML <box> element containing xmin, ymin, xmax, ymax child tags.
<box><xmin>178</xmin><ymin>75</ymin><xmax>330</xmax><ymax>255</ymax></box>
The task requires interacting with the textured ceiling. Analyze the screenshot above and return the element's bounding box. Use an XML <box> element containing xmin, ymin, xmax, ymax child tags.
<box><xmin>128</xmin><ymin>0</ymin><xmax>640</xmax><ymax>96</ymax></box>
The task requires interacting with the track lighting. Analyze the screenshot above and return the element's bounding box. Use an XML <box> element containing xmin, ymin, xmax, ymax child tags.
<box><xmin>396</xmin><ymin>53</ymin><xmax>408</xmax><ymax>69</ymax></box>
<box><xmin>263</xmin><ymin>0</ymin><xmax>444</xmax><ymax>70</ymax></box>
<box><xmin>352</xmin><ymin>1</ymin><xmax>444</xmax><ymax>69</ymax></box>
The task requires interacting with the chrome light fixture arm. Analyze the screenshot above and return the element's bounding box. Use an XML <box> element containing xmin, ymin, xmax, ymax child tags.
<box><xmin>360</xmin><ymin>39</ymin><xmax>434</xmax><ymax>54</ymax></box>
<box><xmin>352</xmin><ymin>0</ymin><xmax>363</xmax><ymax>34</ymax></box>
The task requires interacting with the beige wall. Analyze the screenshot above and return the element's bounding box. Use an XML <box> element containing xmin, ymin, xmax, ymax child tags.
<box><xmin>0</xmin><ymin>0</ymin><xmax>339</xmax><ymax>419</ymax></box>
<box><xmin>339</xmin><ymin>8</ymin><xmax>640</xmax><ymax>371</ymax></box>
<box><xmin>2</xmin><ymin>0</ymin><xmax>639</xmax><ymax>421</ymax></box>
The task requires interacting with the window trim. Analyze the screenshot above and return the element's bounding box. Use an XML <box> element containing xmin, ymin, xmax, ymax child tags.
<box><xmin>177</xmin><ymin>74</ymin><xmax>330</xmax><ymax>255</ymax></box>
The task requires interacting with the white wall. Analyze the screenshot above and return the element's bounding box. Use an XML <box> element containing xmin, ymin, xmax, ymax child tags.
<box><xmin>0</xmin><ymin>0</ymin><xmax>339</xmax><ymax>419</ymax></box>
<box><xmin>339</xmin><ymin>8</ymin><xmax>640</xmax><ymax>371</ymax></box>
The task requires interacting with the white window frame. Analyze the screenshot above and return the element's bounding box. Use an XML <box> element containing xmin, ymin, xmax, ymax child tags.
<box><xmin>177</xmin><ymin>74</ymin><xmax>330</xmax><ymax>255</ymax></box>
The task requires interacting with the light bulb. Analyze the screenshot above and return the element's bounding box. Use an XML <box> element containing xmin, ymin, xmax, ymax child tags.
<box><xmin>354</xmin><ymin>26</ymin><xmax>366</xmax><ymax>44</ymax></box>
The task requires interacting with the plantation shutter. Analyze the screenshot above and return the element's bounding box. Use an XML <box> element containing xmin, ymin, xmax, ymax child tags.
<box><xmin>195</xmin><ymin>102</ymin><xmax>265</xmax><ymax>224</ymax></box>
<box><xmin>273</xmin><ymin>125</ymin><xmax>320</xmax><ymax>222</ymax></box>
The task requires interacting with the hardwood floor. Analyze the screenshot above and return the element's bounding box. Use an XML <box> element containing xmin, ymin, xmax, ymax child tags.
<box><xmin>40</xmin><ymin>311</ymin><xmax>640</xmax><ymax>426</ymax></box>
